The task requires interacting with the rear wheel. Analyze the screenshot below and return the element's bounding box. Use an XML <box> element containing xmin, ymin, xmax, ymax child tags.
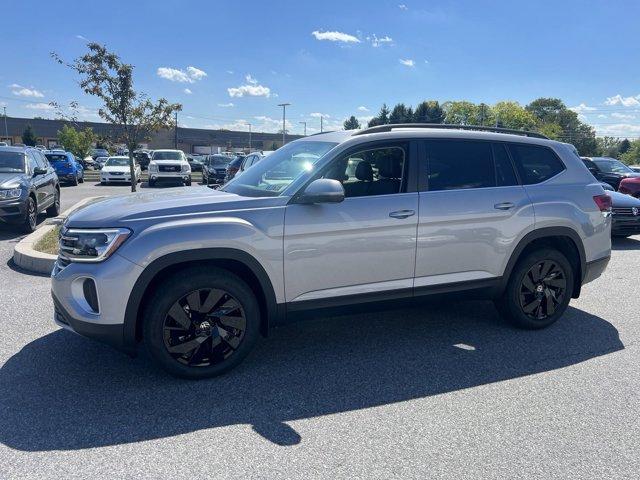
<box><xmin>495</xmin><ymin>248</ymin><xmax>573</xmax><ymax>329</ymax></box>
<box><xmin>46</xmin><ymin>189</ymin><xmax>60</xmax><ymax>217</ymax></box>
<box><xmin>143</xmin><ymin>267</ymin><xmax>260</xmax><ymax>378</ymax></box>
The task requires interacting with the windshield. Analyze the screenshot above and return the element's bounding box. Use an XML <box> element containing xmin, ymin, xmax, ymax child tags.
<box><xmin>221</xmin><ymin>141</ymin><xmax>337</xmax><ymax>197</ymax></box>
<box><xmin>594</xmin><ymin>159</ymin><xmax>633</xmax><ymax>174</ymax></box>
<box><xmin>0</xmin><ymin>152</ymin><xmax>25</xmax><ymax>173</ymax></box>
<box><xmin>207</xmin><ymin>156</ymin><xmax>230</xmax><ymax>167</ymax></box>
<box><xmin>45</xmin><ymin>154</ymin><xmax>69</xmax><ymax>163</ymax></box>
<box><xmin>105</xmin><ymin>157</ymin><xmax>130</xmax><ymax>167</ymax></box>
<box><xmin>153</xmin><ymin>151</ymin><xmax>183</xmax><ymax>161</ymax></box>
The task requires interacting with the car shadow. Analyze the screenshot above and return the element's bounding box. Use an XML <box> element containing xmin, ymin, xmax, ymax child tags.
<box><xmin>0</xmin><ymin>215</ymin><xmax>47</xmax><ymax>242</ymax></box>
<box><xmin>612</xmin><ymin>236</ymin><xmax>640</xmax><ymax>250</ymax></box>
<box><xmin>0</xmin><ymin>301</ymin><xmax>623</xmax><ymax>451</ymax></box>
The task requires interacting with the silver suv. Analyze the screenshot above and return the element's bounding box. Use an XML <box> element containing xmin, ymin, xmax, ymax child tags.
<box><xmin>51</xmin><ymin>125</ymin><xmax>612</xmax><ymax>378</ymax></box>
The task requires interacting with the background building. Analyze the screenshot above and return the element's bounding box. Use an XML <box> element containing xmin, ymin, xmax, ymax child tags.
<box><xmin>0</xmin><ymin>116</ymin><xmax>302</xmax><ymax>152</ymax></box>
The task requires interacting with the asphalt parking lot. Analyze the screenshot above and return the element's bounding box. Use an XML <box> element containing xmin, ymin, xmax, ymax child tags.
<box><xmin>1</xmin><ymin>185</ymin><xmax>639</xmax><ymax>479</ymax></box>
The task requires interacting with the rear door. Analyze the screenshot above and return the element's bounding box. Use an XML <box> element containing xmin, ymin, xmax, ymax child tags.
<box><xmin>415</xmin><ymin>140</ymin><xmax>535</xmax><ymax>291</ymax></box>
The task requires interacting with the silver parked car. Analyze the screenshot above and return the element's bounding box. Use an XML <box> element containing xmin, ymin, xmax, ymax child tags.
<box><xmin>51</xmin><ymin>125</ymin><xmax>612</xmax><ymax>378</ymax></box>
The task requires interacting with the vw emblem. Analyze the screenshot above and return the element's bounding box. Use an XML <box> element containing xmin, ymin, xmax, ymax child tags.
<box><xmin>633</xmin><ymin>207</ymin><xmax>639</xmax><ymax>216</ymax></box>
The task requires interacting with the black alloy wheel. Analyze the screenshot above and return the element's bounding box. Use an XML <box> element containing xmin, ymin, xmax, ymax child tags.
<box><xmin>163</xmin><ymin>288</ymin><xmax>247</xmax><ymax>367</ymax></box>
<box><xmin>518</xmin><ymin>260</ymin><xmax>567</xmax><ymax>321</ymax></box>
<box><xmin>22</xmin><ymin>197</ymin><xmax>37</xmax><ymax>233</ymax></box>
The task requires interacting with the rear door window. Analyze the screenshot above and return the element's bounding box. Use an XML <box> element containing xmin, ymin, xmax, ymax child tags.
<box><xmin>426</xmin><ymin>140</ymin><xmax>495</xmax><ymax>191</ymax></box>
<box><xmin>508</xmin><ymin>144</ymin><xmax>565</xmax><ymax>185</ymax></box>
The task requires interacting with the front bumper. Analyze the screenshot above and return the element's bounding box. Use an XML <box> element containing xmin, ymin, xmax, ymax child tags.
<box><xmin>149</xmin><ymin>171</ymin><xmax>190</xmax><ymax>181</ymax></box>
<box><xmin>51</xmin><ymin>253</ymin><xmax>144</xmax><ymax>354</ymax></box>
<box><xmin>612</xmin><ymin>217</ymin><xmax>640</xmax><ymax>236</ymax></box>
<box><xmin>102</xmin><ymin>174</ymin><xmax>133</xmax><ymax>182</ymax></box>
<box><xmin>0</xmin><ymin>196</ymin><xmax>27</xmax><ymax>223</ymax></box>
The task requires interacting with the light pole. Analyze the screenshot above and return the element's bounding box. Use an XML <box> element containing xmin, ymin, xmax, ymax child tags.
<box><xmin>277</xmin><ymin>103</ymin><xmax>290</xmax><ymax>145</ymax></box>
<box><xmin>247</xmin><ymin>123</ymin><xmax>252</xmax><ymax>152</ymax></box>
<box><xmin>320</xmin><ymin>115</ymin><xmax>323</xmax><ymax>133</ymax></box>
<box><xmin>299</xmin><ymin>121</ymin><xmax>307</xmax><ymax>136</ymax></box>
<box><xmin>3</xmin><ymin>107</ymin><xmax>8</xmax><ymax>141</ymax></box>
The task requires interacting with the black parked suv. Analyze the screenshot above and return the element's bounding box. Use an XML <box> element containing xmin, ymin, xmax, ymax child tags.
<box><xmin>0</xmin><ymin>146</ymin><xmax>61</xmax><ymax>232</ymax></box>
<box><xmin>582</xmin><ymin>156</ymin><xmax>640</xmax><ymax>190</ymax></box>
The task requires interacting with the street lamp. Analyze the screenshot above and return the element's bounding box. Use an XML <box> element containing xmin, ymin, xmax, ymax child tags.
<box><xmin>3</xmin><ymin>107</ymin><xmax>8</xmax><ymax>141</ymax></box>
<box><xmin>299</xmin><ymin>121</ymin><xmax>307</xmax><ymax>136</ymax></box>
<box><xmin>246</xmin><ymin>123</ymin><xmax>252</xmax><ymax>152</ymax></box>
<box><xmin>277</xmin><ymin>103</ymin><xmax>290</xmax><ymax>145</ymax></box>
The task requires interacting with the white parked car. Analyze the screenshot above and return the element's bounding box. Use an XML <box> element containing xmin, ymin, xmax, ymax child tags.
<box><xmin>147</xmin><ymin>149</ymin><xmax>191</xmax><ymax>187</ymax></box>
<box><xmin>100</xmin><ymin>156</ymin><xmax>141</xmax><ymax>185</ymax></box>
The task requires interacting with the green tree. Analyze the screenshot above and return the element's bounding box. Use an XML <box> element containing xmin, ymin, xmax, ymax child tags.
<box><xmin>389</xmin><ymin>103</ymin><xmax>412</xmax><ymax>124</ymax></box>
<box><xmin>57</xmin><ymin>125</ymin><xmax>97</xmax><ymax>159</ymax></box>
<box><xmin>596</xmin><ymin>136</ymin><xmax>622</xmax><ymax>158</ymax></box>
<box><xmin>53</xmin><ymin>43</ymin><xmax>181</xmax><ymax>191</ymax></box>
<box><xmin>442</xmin><ymin>101</ymin><xmax>481</xmax><ymax>125</ymax></box>
<box><xmin>413</xmin><ymin>100</ymin><xmax>444</xmax><ymax>123</ymax></box>
<box><xmin>537</xmin><ymin>122</ymin><xmax>563</xmax><ymax>140</ymax></box>
<box><xmin>21</xmin><ymin>125</ymin><xmax>37</xmax><ymax>146</ymax></box>
<box><xmin>343</xmin><ymin>115</ymin><xmax>361</xmax><ymax>130</ymax></box>
<box><xmin>492</xmin><ymin>101</ymin><xmax>538</xmax><ymax>130</ymax></box>
<box><xmin>620</xmin><ymin>140</ymin><xmax>640</xmax><ymax>165</ymax></box>
<box><xmin>368</xmin><ymin>103</ymin><xmax>390</xmax><ymax>127</ymax></box>
<box><xmin>619</xmin><ymin>139</ymin><xmax>631</xmax><ymax>155</ymax></box>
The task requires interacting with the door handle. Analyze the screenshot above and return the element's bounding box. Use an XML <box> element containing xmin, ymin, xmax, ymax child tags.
<box><xmin>494</xmin><ymin>202</ymin><xmax>515</xmax><ymax>210</ymax></box>
<box><xmin>389</xmin><ymin>209</ymin><xmax>415</xmax><ymax>219</ymax></box>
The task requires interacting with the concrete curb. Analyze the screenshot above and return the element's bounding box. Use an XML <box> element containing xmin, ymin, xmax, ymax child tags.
<box><xmin>12</xmin><ymin>196</ymin><xmax>105</xmax><ymax>275</ymax></box>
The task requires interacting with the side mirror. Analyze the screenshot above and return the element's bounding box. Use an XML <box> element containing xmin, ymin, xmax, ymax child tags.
<box><xmin>33</xmin><ymin>167</ymin><xmax>47</xmax><ymax>176</ymax></box>
<box><xmin>297</xmin><ymin>179</ymin><xmax>345</xmax><ymax>204</ymax></box>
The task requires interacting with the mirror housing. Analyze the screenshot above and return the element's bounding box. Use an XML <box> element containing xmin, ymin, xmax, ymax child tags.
<box><xmin>33</xmin><ymin>167</ymin><xmax>47</xmax><ymax>176</ymax></box>
<box><xmin>297</xmin><ymin>179</ymin><xmax>345</xmax><ymax>204</ymax></box>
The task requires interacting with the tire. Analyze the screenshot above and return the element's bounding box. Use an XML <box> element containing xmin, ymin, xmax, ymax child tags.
<box><xmin>46</xmin><ymin>189</ymin><xmax>60</xmax><ymax>217</ymax></box>
<box><xmin>185</xmin><ymin>177</ymin><xmax>192</xmax><ymax>186</ymax></box>
<box><xmin>71</xmin><ymin>174</ymin><xmax>79</xmax><ymax>186</ymax></box>
<box><xmin>79</xmin><ymin>173</ymin><xmax>84</xmax><ymax>183</ymax></box>
<box><xmin>100</xmin><ymin>181</ymin><xmax>107</xmax><ymax>186</ymax></box>
<box><xmin>143</xmin><ymin>267</ymin><xmax>260</xmax><ymax>379</ymax></box>
<box><xmin>149</xmin><ymin>179</ymin><xmax>156</xmax><ymax>187</ymax></box>
<box><xmin>21</xmin><ymin>196</ymin><xmax>37</xmax><ymax>233</ymax></box>
<box><xmin>495</xmin><ymin>248</ymin><xmax>574</xmax><ymax>329</ymax></box>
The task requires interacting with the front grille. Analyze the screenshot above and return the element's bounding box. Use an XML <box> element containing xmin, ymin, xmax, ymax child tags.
<box><xmin>159</xmin><ymin>165</ymin><xmax>181</xmax><ymax>172</ymax></box>
<box><xmin>215</xmin><ymin>168</ymin><xmax>226</xmax><ymax>175</ymax></box>
<box><xmin>612</xmin><ymin>207</ymin><xmax>640</xmax><ymax>217</ymax></box>
<box><xmin>109</xmin><ymin>171</ymin><xmax>124</xmax><ymax>176</ymax></box>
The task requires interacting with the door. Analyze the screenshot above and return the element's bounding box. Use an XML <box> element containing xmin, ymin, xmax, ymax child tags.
<box><xmin>415</xmin><ymin>140</ymin><xmax>534</xmax><ymax>290</ymax></box>
<box><xmin>34</xmin><ymin>150</ymin><xmax>56</xmax><ymax>208</ymax></box>
<box><xmin>26</xmin><ymin>151</ymin><xmax>49</xmax><ymax>209</ymax></box>
<box><xmin>284</xmin><ymin>141</ymin><xmax>419</xmax><ymax>304</ymax></box>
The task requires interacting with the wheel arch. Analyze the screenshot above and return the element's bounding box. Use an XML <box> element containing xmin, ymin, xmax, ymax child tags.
<box><xmin>501</xmin><ymin>227</ymin><xmax>586</xmax><ymax>299</ymax></box>
<box><xmin>123</xmin><ymin>248</ymin><xmax>282</xmax><ymax>352</ymax></box>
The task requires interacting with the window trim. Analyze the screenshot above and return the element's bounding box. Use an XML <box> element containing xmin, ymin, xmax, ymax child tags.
<box><xmin>289</xmin><ymin>139</ymin><xmax>418</xmax><ymax>203</ymax></box>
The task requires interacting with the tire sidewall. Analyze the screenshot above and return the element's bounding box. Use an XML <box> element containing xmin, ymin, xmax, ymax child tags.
<box><xmin>143</xmin><ymin>268</ymin><xmax>260</xmax><ymax>379</ymax></box>
<box><xmin>503</xmin><ymin>248</ymin><xmax>574</xmax><ymax>329</ymax></box>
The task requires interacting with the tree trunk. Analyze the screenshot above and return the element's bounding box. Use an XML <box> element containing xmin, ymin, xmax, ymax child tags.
<box><xmin>128</xmin><ymin>151</ymin><xmax>137</xmax><ymax>192</ymax></box>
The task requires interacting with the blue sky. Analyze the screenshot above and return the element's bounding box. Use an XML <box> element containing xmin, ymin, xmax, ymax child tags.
<box><xmin>2</xmin><ymin>0</ymin><xmax>640</xmax><ymax>137</ymax></box>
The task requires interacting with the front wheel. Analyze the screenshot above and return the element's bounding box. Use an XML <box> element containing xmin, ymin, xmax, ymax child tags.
<box><xmin>143</xmin><ymin>267</ymin><xmax>260</xmax><ymax>379</ymax></box>
<box><xmin>71</xmin><ymin>174</ymin><xmax>79</xmax><ymax>186</ymax></box>
<box><xmin>495</xmin><ymin>248</ymin><xmax>574</xmax><ymax>329</ymax></box>
<box><xmin>21</xmin><ymin>196</ymin><xmax>37</xmax><ymax>233</ymax></box>
<box><xmin>185</xmin><ymin>177</ymin><xmax>192</xmax><ymax>186</ymax></box>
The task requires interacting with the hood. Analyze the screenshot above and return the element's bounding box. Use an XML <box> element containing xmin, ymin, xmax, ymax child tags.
<box><xmin>102</xmin><ymin>165</ymin><xmax>131</xmax><ymax>173</ymax></box>
<box><xmin>151</xmin><ymin>159</ymin><xmax>186</xmax><ymax>165</ymax></box>
<box><xmin>609</xmin><ymin>191</ymin><xmax>640</xmax><ymax>208</ymax></box>
<box><xmin>66</xmin><ymin>186</ymin><xmax>286</xmax><ymax>228</ymax></box>
<box><xmin>620</xmin><ymin>176</ymin><xmax>640</xmax><ymax>184</ymax></box>
<box><xmin>0</xmin><ymin>173</ymin><xmax>26</xmax><ymax>189</ymax></box>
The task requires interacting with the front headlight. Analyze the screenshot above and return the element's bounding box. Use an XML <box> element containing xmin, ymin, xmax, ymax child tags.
<box><xmin>182</xmin><ymin>163</ymin><xmax>191</xmax><ymax>172</ymax></box>
<box><xmin>148</xmin><ymin>162</ymin><xmax>158</xmax><ymax>172</ymax></box>
<box><xmin>59</xmin><ymin>227</ymin><xmax>131</xmax><ymax>263</ymax></box>
<box><xmin>0</xmin><ymin>188</ymin><xmax>22</xmax><ymax>200</ymax></box>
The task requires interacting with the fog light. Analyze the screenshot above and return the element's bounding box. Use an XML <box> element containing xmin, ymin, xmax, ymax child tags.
<box><xmin>82</xmin><ymin>278</ymin><xmax>99</xmax><ymax>313</ymax></box>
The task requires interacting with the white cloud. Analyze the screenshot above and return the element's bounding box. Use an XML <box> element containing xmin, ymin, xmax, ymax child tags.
<box><xmin>157</xmin><ymin>66</ymin><xmax>207</xmax><ymax>83</ymax></box>
<box><xmin>218</xmin><ymin>102</ymin><xmax>234</xmax><ymax>107</ymax></box>
<box><xmin>569</xmin><ymin>103</ymin><xmax>596</xmax><ymax>113</ymax></box>
<box><xmin>594</xmin><ymin>123</ymin><xmax>640</xmax><ymax>137</ymax></box>
<box><xmin>399</xmin><ymin>4</ymin><xmax>408</xmax><ymax>10</ymax></box>
<box><xmin>227</xmin><ymin>83</ymin><xmax>271</xmax><ymax>98</ymax></box>
<box><xmin>245</xmin><ymin>74</ymin><xmax>258</xmax><ymax>85</ymax></box>
<box><xmin>253</xmin><ymin>115</ymin><xmax>293</xmax><ymax>133</ymax></box>
<box><xmin>357</xmin><ymin>115</ymin><xmax>374</xmax><ymax>123</ymax></box>
<box><xmin>186</xmin><ymin>66</ymin><xmax>207</xmax><ymax>81</ymax></box>
<box><xmin>25</xmin><ymin>102</ymin><xmax>54</xmax><ymax>110</ymax></box>
<box><xmin>368</xmin><ymin>34</ymin><xmax>394</xmax><ymax>47</ymax></box>
<box><xmin>204</xmin><ymin>119</ymin><xmax>250</xmax><ymax>131</ymax></box>
<box><xmin>357</xmin><ymin>106</ymin><xmax>369</xmax><ymax>112</ymax></box>
<box><xmin>399</xmin><ymin>58</ymin><xmax>415</xmax><ymax>67</ymax></box>
<box><xmin>226</xmin><ymin>70</ymin><xmax>234</xmax><ymax>74</ymax></box>
<box><xmin>604</xmin><ymin>94</ymin><xmax>640</xmax><ymax>107</ymax></box>
<box><xmin>597</xmin><ymin>114</ymin><xmax>607</xmax><ymax>119</ymax></box>
<box><xmin>312</xmin><ymin>30</ymin><xmax>360</xmax><ymax>43</ymax></box>
<box><xmin>611</xmin><ymin>112</ymin><xmax>635</xmax><ymax>120</ymax></box>
<box><xmin>75</xmin><ymin>34</ymin><xmax>89</xmax><ymax>41</ymax></box>
<box><xmin>10</xmin><ymin>84</ymin><xmax>44</xmax><ymax>98</ymax></box>
<box><xmin>183</xmin><ymin>88</ymin><xmax>192</xmax><ymax>94</ymax></box>
<box><xmin>310</xmin><ymin>112</ymin><xmax>329</xmax><ymax>118</ymax></box>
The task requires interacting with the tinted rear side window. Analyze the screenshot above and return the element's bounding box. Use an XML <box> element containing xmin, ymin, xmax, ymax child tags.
<box><xmin>426</xmin><ymin>140</ymin><xmax>495</xmax><ymax>191</ymax></box>
<box><xmin>508</xmin><ymin>144</ymin><xmax>565</xmax><ymax>185</ymax></box>
<box><xmin>492</xmin><ymin>144</ymin><xmax>518</xmax><ymax>187</ymax></box>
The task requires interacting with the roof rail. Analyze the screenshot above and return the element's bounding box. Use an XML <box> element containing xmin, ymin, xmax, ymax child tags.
<box><xmin>352</xmin><ymin>123</ymin><xmax>549</xmax><ymax>139</ymax></box>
